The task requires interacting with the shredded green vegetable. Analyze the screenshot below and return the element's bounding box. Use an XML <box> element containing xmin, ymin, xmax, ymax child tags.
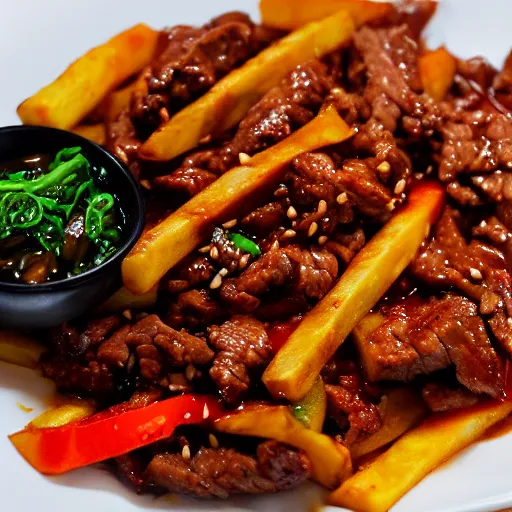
<box><xmin>227</xmin><ymin>232</ymin><xmax>261</xmax><ymax>257</ymax></box>
<box><xmin>0</xmin><ymin>147</ymin><xmax>122</xmax><ymax>269</ymax></box>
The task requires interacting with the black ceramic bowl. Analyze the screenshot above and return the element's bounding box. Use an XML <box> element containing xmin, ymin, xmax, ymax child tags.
<box><xmin>0</xmin><ymin>126</ymin><xmax>145</xmax><ymax>329</ymax></box>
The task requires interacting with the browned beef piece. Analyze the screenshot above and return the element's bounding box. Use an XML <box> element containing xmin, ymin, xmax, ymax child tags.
<box><xmin>42</xmin><ymin>316</ymin><xmax>125</xmax><ymax>397</ymax></box>
<box><xmin>114</xmin><ymin>453</ymin><xmax>147</xmax><ymax>493</ymax></box>
<box><xmin>167</xmin><ymin>255</ymin><xmax>216</xmax><ymax>294</ymax></box>
<box><xmin>153</xmin><ymin>167</ymin><xmax>217</xmax><ymax>196</ymax></box>
<box><xmin>152</xmin><ymin>59</ymin><xmax>336</xmax><ymax>195</ymax></box>
<box><xmin>241</xmin><ymin>202</ymin><xmax>286</xmax><ymax>236</ymax></box>
<box><xmin>146</xmin><ymin>442</ymin><xmax>310</xmax><ymax>498</ymax></box>
<box><xmin>354</xmin><ymin>25</ymin><xmax>420</xmax><ymax>114</ymax></box>
<box><xmin>166</xmin><ymin>289</ymin><xmax>226</xmax><ymax>329</ymax></box>
<box><xmin>106</xmin><ymin>110</ymin><xmax>142</xmax><ymax>176</ymax></box>
<box><xmin>422</xmin><ymin>382</ymin><xmax>480</xmax><ymax>413</ymax></box>
<box><xmin>209</xmin><ymin>316</ymin><xmax>272</xmax><ymax>404</ymax></box>
<box><xmin>131</xmin><ymin>13</ymin><xmax>271</xmax><ymax>136</ymax></box>
<box><xmin>325</xmin><ymin>369</ymin><xmax>382</xmax><ymax>445</ymax></box>
<box><xmin>41</xmin><ymin>358</ymin><xmax>115</xmax><ymax>397</ymax></box>
<box><xmin>361</xmin><ymin>294</ymin><xmax>504</xmax><ymax>398</ymax></box>
<box><xmin>126</xmin><ymin>315</ymin><xmax>214</xmax><ymax>381</ymax></box>
<box><xmin>412</xmin><ymin>207</ymin><xmax>512</xmax><ymax>355</ymax></box>
<box><xmin>220</xmin><ymin>245</ymin><xmax>338</xmax><ymax>313</ymax></box>
<box><xmin>494</xmin><ymin>51</ymin><xmax>512</xmax><ymax>93</ymax></box>
<box><xmin>97</xmin><ymin>325</ymin><xmax>131</xmax><ymax>368</ymax></box>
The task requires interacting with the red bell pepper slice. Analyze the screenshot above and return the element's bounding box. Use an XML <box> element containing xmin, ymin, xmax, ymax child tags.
<box><xmin>9</xmin><ymin>394</ymin><xmax>223</xmax><ymax>475</ymax></box>
<box><xmin>268</xmin><ymin>320</ymin><xmax>300</xmax><ymax>354</ymax></box>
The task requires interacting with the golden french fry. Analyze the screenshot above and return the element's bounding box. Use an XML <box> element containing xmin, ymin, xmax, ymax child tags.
<box><xmin>139</xmin><ymin>9</ymin><xmax>355</xmax><ymax>161</ymax></box>
<box><xmin>0</xmin><ymin>330</ymin><xmax>46</xmax><ymax>369</ymax></box>
<box><xmin>260</xmin><ymin>0</ymin><xmax>393</xmax><ymax>30</ymax></box>
<box><xmin>123</xmin><ymin>106</ymin><xmax>354</xmax><ymax>294</ymax></box>
<box><xmin>96</xmin><ymin>73</ymin><xmax>148</xmax><ymax>121</ymax></box>
<box><xmin>30</xmin><ymin>402</ymin><xmax>96</xmax><ymax>429</ymax></box>
<box><xmin>97</xmin><ymin>286</ymin><xmax>158</xmax><ymax>314</ymax></box>
<box><xmin>72</xmin><ymin>123</ymin><xmax>107</xmax><ymax>146</ymax></box>
<box><xmin>329</xmin><ymin>400</ymin><xmax>512</xmax><ymax>512</ymax></box>
<box><xmin>17</xmin><ymin>24</ymin><xmax>158</xmax><ymax>129</ymax></box>
<box><xmin>350</xmin><ymin>387</ymin><xmax>428</xmax><ymax>460</ymax></box>
<box><xmin>352</xmin><ymin>311</ymin><xmax>387</xmax><ymax>381</ymax></box>
<box><xmin>292</xmin><ymin>377</ymin><xmax>327</xmax><ymax>433</ymax></box>
<box><xmin>419</xmin><ymin>46</ymin><xmax>457</xmax><ymax>102</ymax></box>
<box><xmin>263</xmin><ymin>182</ymin><xmax>445</xmax><ymax>401</ymax></box>
<box><xmin>214</xmin><ymin>405</ymin><xmax>352</xmax><ymax>489</ymax></box>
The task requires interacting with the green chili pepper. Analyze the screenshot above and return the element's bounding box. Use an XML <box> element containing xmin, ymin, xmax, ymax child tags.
<box><xmin>227</xmin><ymin>232</ymin><xmax>261</xmax><ymax>257</ymax></box>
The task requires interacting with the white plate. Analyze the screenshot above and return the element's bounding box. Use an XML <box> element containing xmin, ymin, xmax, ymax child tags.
<box><xmin>1</xmin><ymin>1</ymin><xmax>512</xmax><ymax>511</ymax></box>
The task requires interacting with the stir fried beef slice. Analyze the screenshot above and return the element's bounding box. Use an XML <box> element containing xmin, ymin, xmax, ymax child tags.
<box><xmin>422</xmin><ymin>382</ymin><xmax>480</xmax><ymax>413</ymax></box>
<box><xmin>114</xmin><ymin>453</ymin><xmax>148</xmax><ymax>493</ymax></box>
<box><xmin>126</xmin><ymin>314</ymin><xmax>214</xmax><ymax>381</ymax></box>
<box><xmin>42</xmin><ymin>316</ymin><xmax>124</xmax><ymax>397</ymax></box>
<box><xmin>325</xmin><ymin>370</ymin><xmax>382</xmax><ymax>445</ymax></box>
<box><xmin>354</xmin><ymin>25</ymin><xmax>422</xmax><ymax>115</ymax></box>
<box><xmin>166</xmin><ymin>288</ymin><xmax>226</xmax><ymax>330</ymax></box>
<box><xmin>360</xmin><ymin>294</ymin><xmax>504</xmax><ymax>398</ymax></box>
<box><xmin>131</xmin><ymin>13</ymin><xmax>274</xmax><ymax>137</ymax></box>
<box><xmin>220</xmin><ymin>245</ymin><xmax>338</xmax><ymax>314</ymax></box>
<box><xmin>146</xmin><ymin>442</ymin><xmax>310</xmax><ymax>498</ymax></box>
<box><xmin>209</xmin><ymin>316</ymin><xmax>272</xmax><ymax>404</ymax></box>
<box><xmin>153</xmin><ymin>59</ymin><xmax>337</xmax><ymax>195</ymax></box>
<box><xmin>412</xmin><ymin>206</ymin><xmax>512</xmax><ymax>355</ymax></box>
<box><xmin>241</xmin><ymin>202</ymin><xmax>286</xmax><ymax>237</ymax></box>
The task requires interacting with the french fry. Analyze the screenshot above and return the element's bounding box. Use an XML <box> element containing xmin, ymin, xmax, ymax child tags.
<box><xmin>214</xmin><ymin>405</ymin><xmax>352</xmax><ymax>489</ymax></box>
<box><xmin>419</xmin><ymin>46</ymin><xmax>457</xmax><ymax>102</ymax></box>
<box><xmin>292</xmin><ymin>377</ymin><xmax>327</xmax><ymax>433</ymax></box>
<box><xmin>350</xmin><ymin>387</ymin><xmax>428</xmax><ymax>460</ymax></box>
<box><xmin>260</xmin><ymin>0</ymin><xmax>393</xmax><ymax>31</ymax></box>
<box><xmin>30</xmin><ymin>402</ymin><xmax>96</xmax><ymax>429</ymax></box>
<box><xmin>352</xmin><ymin>311</ymin><xmax>387</xmax><ymax>382</ymax></box>
<box><xmin>95</xmin><ymin>73</ymin><xmax>148</xmax><ymax>121</ymax></box>
<box><xmin>0</xmin><ymin>330</ymin><xmax>46</xmax><ymax>369</ymax></box>
<box><xmin>329</xmin><ymin>400</ymin><xmax>512</xmax><ymax>512</ymax></box>
<box><xmin>97</xmin><ymin>286</ymin><xmax>158</xmax><ymax>314</ymax></box>
<box><xmin>263</xmin><ymin>182</ymin><xmax>445</xmax><ymax>401</ymax></box>
<box><xmin>17</xmin><ymin>24</ymin><xmax>158</xmax><ymax>129</ymax></box>
<box><xmin>123</xmin><ymin>106</ymin><xmax>354</xmax><ymax>294</ymax></box>
<box><xmin>72</xmin><ymin>123</ymin><xmax>107</xmax><ymax>146</ymax></box>
<box><xmin>139</xmin><ymin>10</ymin><xmax>355</xmax><ymax>161</ymax></box>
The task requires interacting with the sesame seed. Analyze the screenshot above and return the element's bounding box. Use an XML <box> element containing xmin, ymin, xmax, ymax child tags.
<box><xmin>182</xmin><ymin>445</ymin><xmax>191</xmax><ymax>460</ymax></box>
<box><xmin>426</xmin><ymin>165</ymin><xmax>433</xmax><ymax>175</ymax></box>
<box><xmin>336</xmin><ymin>192</ymin><xmax>348</xmax><ymax>205</ymax></box>
<box><xmin>222</xmin><ymin>219</ymin><xmax>237</xmax><ymax>229</ymax></box>
<box><xmin>287</xmin><ymin>206</ymin><xmax>298</xmax><ymax>220</ymax></box>
<box><xmin>139</xmin><ymin>179</ymin><xmax>152</xmax><ymax>190</ymax></box>
<box><xmin>210</xmin><ymin>273</ymin><xmax>223</xmax><ymax>290</ymax></box>
<box><xmin>318</xmin><ymin>236</ymin><xmax>328</xmax><ymax>245</ymax></box>
<box><xmin>239</xmin><ymin>152</ymin><xmax>251</xmax><ymax>165</ymax></box>
<box><xmin>330</xmin><ymin>87</ymin><xmax>344</xmax><ymax>97</ymax></box>
<box><xmin>386</xmin><ymin>199</ymin><xmax>396</xmax><ymax>211</ymax></box>
<box><xmin>203</xmin><ymin>404</ymin><xmax>210</xmax><ymax>420</ymax></box>
<box><xmin>184</xmin><ymin>413</ymin><xmax>191</xmax><ymax>420</ymax></box>
<box><xmin>271</xmin><ymin>240</ymin><xmax>280</xmax><ymax>251</ymax></box>
<box><xmin>281</xmin><ymin>229</ymin><xmax>297</xmax><ymax>239</ymax></box>
<box><xmin>308</xmin><ymin>222</ymin><xmax>318</xmax><ymax>237</ymax></box>
<box><xmin>185</xmin><ymin>364</ymin><xmax>196</xmax><ymax>381</ymax></box>
<box><xmin>219</xmin><ymin>268</ymin><xmax>229</xmax><ymax>277</ymax></box>
<box><xmin>198</xmin><ymin>245</ymin><xmax>211</xmax><ymax>253</ymax></box>
<box><xmin>480</xmin><ymin>220</ymin><xmax>487</xmax><ymax>228</ymax></box>
<box><xmin>394</xmin><ymin>179</ymin><xmax>406</xmax><ymax>195</ymax></box>
<box><xmin>317</xmin><ymin>200</ymin><xmax>327</xmax><ymax>216</ymax></box>
<box><xmin>377</xmin><ymin>161</ymin><xmax>391</xmax><ymax>174</ymax></box>
<box><xmin>159</xmin><ymin>107</ymin><xmax>170</xmax><ymax>123</ymax></box>
<box><xmin>239</xmin><ymin>254</ymin><xmax>250</xmax><ymax>269</ymax></box>
<box><xmin>470</xmin><ymin>268</ymin><xmax>483</xmax><ymax>280</ymax></box>
<box><xmin>210</xmin><ymin>246</ymin><xmax>219</xmax><ymax>260</ymax></box>
<box><xmin>209</xmin><ymin>434</ymin><xmax>219</xmax><ymax>449</ymax></box>
<box><xmin>122</xmin><ymin>309</ymin><xmax>132</xmax><ymax>321</ymax></box>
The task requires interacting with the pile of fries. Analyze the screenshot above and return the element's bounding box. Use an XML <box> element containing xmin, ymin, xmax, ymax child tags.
<box><xmin>11</xmin><ymin>1</ymin><xmax>512</xmax><ymax>511</ymax></box>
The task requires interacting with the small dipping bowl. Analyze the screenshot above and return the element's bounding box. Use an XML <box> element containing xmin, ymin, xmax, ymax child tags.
<box><xmin>0</xmin><ymin>126</ymin><xmax>145</xmax><ymax>328</ymax></box>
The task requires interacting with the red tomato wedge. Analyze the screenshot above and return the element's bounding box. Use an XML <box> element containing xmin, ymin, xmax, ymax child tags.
<box><xmin>9</xmin><ymin>395</ymin><xmax>223</xmax><ymax>475</ymax></box>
